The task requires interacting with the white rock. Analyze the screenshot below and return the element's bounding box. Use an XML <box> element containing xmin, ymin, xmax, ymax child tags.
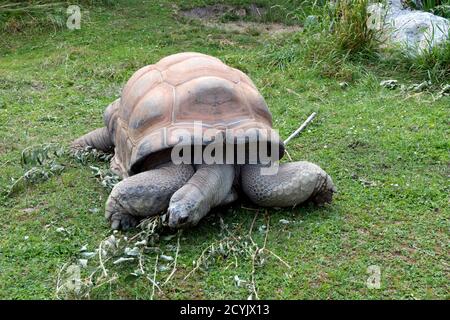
<box><xmin>407</xmin><ymin>80</ymin><xmax>431</xmax><ymax>92</ymax></box>
<box><xmin>380</xmin><ymin>79</ymin><xmax>399</xmax><ymax>89</ymax></box>
<box><xmin>368</xmin><ymin>0</ymin><xmax>450</xmax><ymax>53</ymax></box>
<box><xmin>438</xmin><ymin>84</ymin><xmax>450</xmax><ymax>97</ymax></box>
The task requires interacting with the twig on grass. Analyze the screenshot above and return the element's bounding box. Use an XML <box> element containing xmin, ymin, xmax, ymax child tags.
<box><xmin>262</xmin><ymin>213</ymin><xmax>269</xmax><ymax>250</ymax></box>
<box><xmin>241</xmin><ymin>205</ymin><xmax>261</xmax><ymax>211</ymax></box>
<box><xmin>284</xmin><ymin>112</ymin><xmax>317</xmax><ymax>145</ymax></box>
<box><xmin>286</xmin><ymin>88</ymin><xmax>302</xmax><ymax>98</ymax></box>
<box><xmin>55</xmin><ymin>261</ymin><xmax>70</xmax><ymax>299</ymax></box>
<box><xmin>248</xmin><ymin>211</ymin><xmax>259</xmax><ymax>238</ymax></box>
<box><xmin>92</xmin><ymin>276</ymin><xmax>118</xmax><ymax>291</ymax></box>
<box><xmin>285</xmin><ymin>150</ymin><xmax>293</xmax><ymax>161</ymax></box>
<box><xmin>150</xmin><ymin>254</ymin><xmax>160</xmax><ymax>300</ymax></box>
<box><xmin>98</xmin><ymin>242</ymin><xmax>108</xmax><ymax>278</ymax></box>
<box><xmin>183</xmin><ymin>244</ymin><xmax>211</xmax><ymax>281</ymax></box>
<box><xmin>163</xmin><ymin>231</ymin><xmax>182</xmax><ymax>286</ymax></box>
<box><xmin>248</xmin><ymin>212</ymin><xmax>268</xmax><ymax>300</ymax></box>
<box><xmin>263</xmin><ymin>248</ymin><xmax>291</xmax><ymax>269</ymax></box>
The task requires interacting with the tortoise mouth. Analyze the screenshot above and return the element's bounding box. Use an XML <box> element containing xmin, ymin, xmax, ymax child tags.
<box><xmin>130</xmin><ymin>139</ymin><xmax>285</xmax><ymax>174</ymax></box>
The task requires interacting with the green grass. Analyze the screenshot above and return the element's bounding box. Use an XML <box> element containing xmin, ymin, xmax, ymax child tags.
<box><xmin>0</xmin><ymin>0</ymin><xmax>115</xmax><ymax>33</ymax></box>
<box><xmin>0</xmin><ymin>0</ymin><xmax>449</xmax><ymax>299</ymax></box>
<box><xmin>406</xmin><ymin>0</ymin><xmax>450</xmax><ymax>18</ymax></box>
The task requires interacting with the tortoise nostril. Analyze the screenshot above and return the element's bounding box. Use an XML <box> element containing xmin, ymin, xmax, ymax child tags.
<box><xmin>178</xmin><ymin>216</ymin><xmax>188</xmax><ymax>224</ymax></box>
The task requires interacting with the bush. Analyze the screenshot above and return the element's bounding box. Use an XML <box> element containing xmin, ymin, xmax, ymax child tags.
<box><xmin>384</xmin><ymin>36</ymin><xmax>450</xmax><ymax>83</ymax></box>
<box><xmin>263</xmin><ymin>0</ymin><xmax>449</xmax><ymax>83</ymax></box>
<box><xmin>330</xmin><ymin>0</ymin><xmax>379</xmax><ymax>55</ymax></box>
<box><xmin>298</xmin><ymin>0</ymin><xmax>449</xmax><ymax>83</ymax></box>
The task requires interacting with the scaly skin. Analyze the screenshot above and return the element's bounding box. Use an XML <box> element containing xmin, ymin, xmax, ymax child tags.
<box><xmin>167</xmin><ymin>164</ymin><xmax>235</xmax><ymax>228</ymax></box>
<box><xmin>71</xmin><ymin>127</ymin><xmax>113</xmax><ymax>152</ymax></box>
<box><xmin>105</xmin><ymin>163</ymin><xmax>194</xmax><ymax>230</ymax></box>
<box><xmin>241</xmin><ymin>162</ymin><xmax>336</xmax><ymax>207</ymax></box>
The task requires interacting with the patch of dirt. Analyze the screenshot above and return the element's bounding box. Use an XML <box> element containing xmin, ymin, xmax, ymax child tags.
<box><xmin>0</xmin><ymin>77</ymin><xmax>45</xmax><ymax>92</ymax></box>
<box><xmin>179</xmin><ymin>4</ymin><xmax>301</xmax><ymax>36</ymax></box>
<box><xmin>15</xmin><ymin>206</ymin><xmax>42</xmax><ymax>222</ymax></box>
<box><xmin>347</xmin><ymin>140</ymin><xmax>369</xmax><ymax>150</ymax></box>
<box><xmin>22</xmin><ymin>207</ymin><xmax>38</xmax><ymax>214</ymax></box>
<box><xmin>30</xmin><ymin>81</ymin><xmax>45</xmax><ymax>92</ymax></box>
<box><xmin>204</xmin><ymin>21</ymin><xmax>301</xmax><ymax>36</ymax></box>
<box><xmin>180</xmin><ymin>3</ymin><xmax>266</xmax><ymax>20</ymax></box>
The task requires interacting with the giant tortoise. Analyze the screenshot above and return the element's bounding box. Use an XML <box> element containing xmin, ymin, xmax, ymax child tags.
<box><xmin>72</xmin><ymin>52</ymin><xmax>336</xmax><ymax>230</ymax></box>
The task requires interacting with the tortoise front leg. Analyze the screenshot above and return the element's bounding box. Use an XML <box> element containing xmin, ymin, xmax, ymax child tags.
<box><xmin>241</xmin><ymin>161</ymin><xmax>336</xmax><ymax>207</ymax></box>
<box><xmin>167</xmin><ymin>164</ymin><xmax>235</xmax><ymax>229</ymax></box>
<box><xmin>105</xmin><ymin>163</ymin><xmax>194</xmax><ymax>230</ymax></box>
<box><xmin>71</xmin><ymin>127</ymin><xmax>113</xmax><ymax>152</ymax></box>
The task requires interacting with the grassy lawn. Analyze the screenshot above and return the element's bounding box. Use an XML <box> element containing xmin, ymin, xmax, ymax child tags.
<box><xmin>0</xmin><ymin>0</ymin><xmax>448</xmax><ymax>299</ymax></box>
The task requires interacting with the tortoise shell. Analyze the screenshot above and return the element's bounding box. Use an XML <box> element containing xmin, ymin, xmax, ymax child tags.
<box><xmin>104</xmin><ymin>52</ymin><xmax>284</xmax><ymax>176</ymax></box>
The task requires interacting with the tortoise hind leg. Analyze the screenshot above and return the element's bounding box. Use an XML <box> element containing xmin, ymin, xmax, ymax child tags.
<box><xmin>71</xmin><ymin>99</ymin><xmax>119</xmax><ymax>152</ymax></box>
<box><xmin>241</xmin><ymin>161</ymin><xmax>336</xmax><ymax>207</ymax></box>
<box><xmin>71</xmin><ymin>127</ymin><xmax>113</xmax><ymax>152</ymax></box>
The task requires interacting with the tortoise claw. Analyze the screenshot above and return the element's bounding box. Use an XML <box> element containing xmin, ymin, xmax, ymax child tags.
<box><xmin>109</xmin><ymin>212</ymin><xmax>139</xmax><ymax>230</ymax></box>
